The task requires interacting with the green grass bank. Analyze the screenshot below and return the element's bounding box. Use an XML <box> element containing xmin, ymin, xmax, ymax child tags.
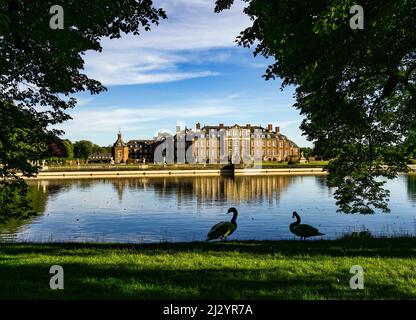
<box><xmin>1</xmin><ymin>238</ymin><xmax>415</xmax><ymax>300</ymax></box>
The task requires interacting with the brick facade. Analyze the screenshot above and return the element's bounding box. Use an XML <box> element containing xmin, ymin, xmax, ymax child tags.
<box><xmin>192</xmin><ymin>123</ymin><xmax>300</xmax><ymax>163</ymax></box>
<box><xmin>112</xmin><ymin>131</ymin><xmax>129</xmax><ymax>164</ymax></box>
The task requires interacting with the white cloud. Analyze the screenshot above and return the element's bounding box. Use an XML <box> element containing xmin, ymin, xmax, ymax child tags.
<box><xmin>58</xmin><ymin>98</ymin><xmax>240</xmax><ymax>137</ymax></box>
<box><xmin>83</xmin><ymin>0</ymin><xmax>250</xmax><ymax>86</ymax></box>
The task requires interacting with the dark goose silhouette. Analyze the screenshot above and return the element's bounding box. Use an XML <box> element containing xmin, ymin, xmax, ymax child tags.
<box><xmin>290</xmin><ymin>211</ymin><xmax>324</xmax><ymax>240</ymax></box>
<box><xmin>206</xmin><ymin>207</ymin><xmax>238</xmax><ymax>241</ymax></box>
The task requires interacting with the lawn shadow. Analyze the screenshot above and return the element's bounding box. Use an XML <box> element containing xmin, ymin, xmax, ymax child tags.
<box><xmin>0</xmin><ymin>262</ymin><xmax>413</xmax><ymax>300</ymax></box>
<box><xmin>1</xmin><ymin>238</ymin><xmax>416</xmax><ymax>299</ymax></box>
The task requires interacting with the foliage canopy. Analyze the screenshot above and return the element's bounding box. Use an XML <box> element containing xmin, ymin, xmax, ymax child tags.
<box><xmin>216</xmin><ymin>0</ymin><xmax>416</xmax><ymax>213</ymax></box>
<box><xmin>0</xmin><ymin>0</ymin><xmax>166</xmax><ymax>219</ymax></box>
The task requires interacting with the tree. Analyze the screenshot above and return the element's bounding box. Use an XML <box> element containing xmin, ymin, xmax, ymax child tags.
<box><xmin>48</xmin><ymin>136</ymin><xmax>66</xmax><ymax>158</ymax></box>
<box><xmin>92</xmin><ymin>144</ymin><xmax>111</xmax><ymax>154</ymax></box>
<box><xmin>74</xmin><ymin>140</ymin><xmax>94</xmax><ymax>160</ymax></box>
<box><xmin>63</xmin><ymin>139</ymin><xmax>74</xmax><ymax>159</ymax></box>
<box><xmin>216</xmin><ymin>0</ymin><xmax>416</xmax><ymax>213</ymax></box>
<box><xmin>0</xmin><ymin>1</ymin><xmax>166</xmax><ymax>220</ymax></box>
<box><xmin>300</xmin><ymin>147</ymin><xmax>315</xmax><ymax>158</ymax></box>
<box><xmin>0</xmin><ymin>102</ymin><xmax>48</xmax><ymax>220</ymax></box>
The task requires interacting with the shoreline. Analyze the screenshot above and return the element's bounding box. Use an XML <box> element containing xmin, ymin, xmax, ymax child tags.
<box><xmin>19</xmin><ymin>164</ymin><xmax>416</xmax><ymax>180</ymax></box>
<box><xmin>23</xmin><ymin>167</ymin><xmax>328</xmax><ymax>179</ymax></box>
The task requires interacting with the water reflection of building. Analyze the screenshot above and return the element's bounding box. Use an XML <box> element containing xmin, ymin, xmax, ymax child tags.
<box><xmin>190</xmin><ymin>176</ymin><xmax>294</xmax><ymax>206</ymax></box>
<box><xmin>107</xmin><ymin>176</ymin><xmax>295</xmax><ymax>206</ymax></box>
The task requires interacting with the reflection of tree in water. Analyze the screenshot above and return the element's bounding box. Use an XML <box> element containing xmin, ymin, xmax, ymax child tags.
<box><xmin>27</xmin><ymin>180</ymin><xmax>72</xmax><ymax>210</ymax></box>
<box><xmin>408</xmin><ymin>175</ymin><xmax>416</xmax><ymax>204</ymax></box>
<box><xmin>314</xmin><ymin>175</ymin><xmax>327</xmax><ymax>188</ymax></box>
<box><xmin>0</xmin><ymin>180</ymin><xmax>69</xmax><ymax>238</ymax></box>
<box><xmin>314</xmin><ymin>175</ymin><xmax>334</xmax><ymax>198</ymax></box>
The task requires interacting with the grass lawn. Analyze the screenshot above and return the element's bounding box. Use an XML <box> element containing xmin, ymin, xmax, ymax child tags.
<box><xmin>1</xmin><ymin>238</ymin><xmax>415</xmax><ymax>300</ymax></box>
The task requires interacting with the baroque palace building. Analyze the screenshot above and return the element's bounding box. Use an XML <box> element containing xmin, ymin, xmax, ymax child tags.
<box><xmin>112</xmin><ymin>123</ymin><xmax>300</xmax><ymax>164</ymax></box>
<box><xmin>192</xmin><ymin>123</ymin><xmax>300</xmax><ymax>163</ymax></box>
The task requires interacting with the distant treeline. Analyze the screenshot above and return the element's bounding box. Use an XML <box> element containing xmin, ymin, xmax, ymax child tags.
<box><xmin>48</xmin><ymin>136</ymin><xmax>112</xmax><ymax>161</ymax></box>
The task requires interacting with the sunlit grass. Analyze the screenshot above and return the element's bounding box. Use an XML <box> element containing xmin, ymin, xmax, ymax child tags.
<box><xmin>0</xmin><ymin>238</ymin><xmax>415</xmax><ymax>299</ymax></box>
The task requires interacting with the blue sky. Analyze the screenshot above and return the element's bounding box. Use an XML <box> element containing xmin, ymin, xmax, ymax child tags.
<box><xmin>58</xmin><ymin>0</ymin><xmax>310</xmax><ymax>147</ymax></box>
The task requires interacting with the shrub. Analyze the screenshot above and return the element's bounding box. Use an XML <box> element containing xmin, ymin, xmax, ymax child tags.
<box><xmin>288</xmin><ymin>156</ymin><xmax>299</xmax><ymax>164</ymax></box>
<box><xmin>341</xmin><ymin>230</ymin><xmax>373</xmax><ymax>240</ymax></box>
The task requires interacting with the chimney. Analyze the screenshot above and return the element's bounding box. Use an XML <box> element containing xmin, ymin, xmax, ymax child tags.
<box><xmin>176</xmin><ymin>125</ymin><xmax>181</xmax><ymax>133</ymax></box>
<box><xmin>275</xmin><ymin>126</ymin><xmax>280</xmax><ymax>133</ymax></box>
<box><xmin>268</xmin><ymin>124</ymin><xmax>273</xmax><ymax>131</ymax></box>
<box><xmin>219</xmin><ymin>123</ymin><xmax>224</xmax><ymax>128</ymax></box>
<box><xmin>246</xmin><ymin>124</ymin><xmax>251</xmax><ymax>128</ymax></box>
<box><xmin>196</xmin><ymin>122</ymin><xmax>201</xmax><ymax>130</ymax></box>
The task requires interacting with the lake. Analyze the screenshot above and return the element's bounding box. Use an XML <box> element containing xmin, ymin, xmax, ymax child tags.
<box><xmin>1</xmin><ymin>174</ymin><xmax>415</xmax><ymax>243</ymax></box>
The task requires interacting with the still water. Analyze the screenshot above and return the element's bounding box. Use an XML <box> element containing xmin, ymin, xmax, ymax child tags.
<box><xmin>1</xmin><ymin>174</ymin><xmax>415</xmax><ymax>243</ymax></box>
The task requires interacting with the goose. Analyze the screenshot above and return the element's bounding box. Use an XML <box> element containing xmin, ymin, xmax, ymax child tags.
<box><xmin>290</xmin><ymin>211</ymin><xmax>324</xmax><ymax>240</ymax></box>
<box><xmin>206</xmin><ymin>207</ymin><xmax>238</xmax><ymax>241</ymax></box>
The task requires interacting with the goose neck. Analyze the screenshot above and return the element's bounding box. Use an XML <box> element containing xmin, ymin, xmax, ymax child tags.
<box><xmin>231</xmin><ymin>211</ymin><xmax>238</xmax><ymax>224</ymax></box>
<box><xmin>290</xmin><ymin>213</ymin><xmax>301</xmax><ymax>229</ymax></box>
